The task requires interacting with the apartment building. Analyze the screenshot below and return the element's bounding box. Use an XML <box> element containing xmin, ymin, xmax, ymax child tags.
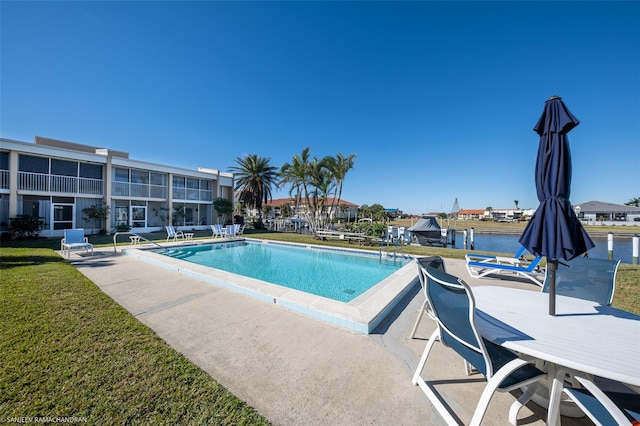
<box><xmin>0</xmin><ymin>136</ymin><xmax>234</xmax><ymax>237</ymax></box>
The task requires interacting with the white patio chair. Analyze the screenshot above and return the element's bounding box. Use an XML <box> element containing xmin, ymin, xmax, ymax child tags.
<box><xmin>210</xmin><ymin>224</ymin><xmax>224</xmax><ymax>239</ymax></box>
<box><xmin>165</xmin><ymin>225</ymin><xmax>184</xmax><ymax>242</ymax></box>
<box><xmin>224</xmin><ymin>224</ymin><xmax>236</xmax><ymax>238</ymax></box>
<box><xmin>412</xmin><ymin>266</ymin><xmax>545</xmax><ymax>426</ymax></box>
<box><xmin>61</xmin><ymin>228</ymin><xmax>93</xmax><ymax>257</ymax></box>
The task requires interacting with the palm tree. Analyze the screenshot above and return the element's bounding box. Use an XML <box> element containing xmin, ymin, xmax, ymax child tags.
<box><xmin>279</xmin><ymin>147</ymin><xmax>312</xmax><ymax>208</ymax></box>
<box><xmin>305</xmin><ymin>156</ymin><xmax>334</xmax><ymax>230</ymax></box>
<box><xmin>324</xmin><ymin>153</ymin><xmax>356</xmax><ymax>216</ymax></box>
<box><xmin>229</xmin><ymin>154</ymin><xmax>278</xmax><ymax>224</ymax></box>
<box><xmin>625</xmin><ymin>197</ymin><xmax>640</xmax><ymax>207</ymax></box>
<box><xmin>514</xmin><ymin>200</ymin><xmax>519</xmax><ymax>209</ymax></box>
<box><xmin>279</xmin><ymin>149</ymin><xmax>356</xmax><ymax>232</ymax></box>
<box><xmin>279</xmin><ymin>148</ymin><xmax>332</xmax><ymax>231</ymax></box>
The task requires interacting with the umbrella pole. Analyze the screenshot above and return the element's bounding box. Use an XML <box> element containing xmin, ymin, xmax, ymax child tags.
<box><xmin>548</xmin><ymin>260</ymin><xmax>558</xmax><ymax>316</ymax></box>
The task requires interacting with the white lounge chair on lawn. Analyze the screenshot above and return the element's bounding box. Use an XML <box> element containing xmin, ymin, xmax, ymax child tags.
<box><xmin>61</xmin><ymin>229</ymin><xmax>93</xmax><ymax>257</ymax></box>
<box><xmin>210</xmin><ymin>224</ymin><xmax>224</xmax><ymax>239</ymax></box>
<box><xmin>225</xmin><ymin>224</ymin><xmax>239</xmax><ymax>238</ymax></box>
<box><xmin>165</xmin><ymin>225</ymin><xmax>184</xmax><ymax>242</ymax></box>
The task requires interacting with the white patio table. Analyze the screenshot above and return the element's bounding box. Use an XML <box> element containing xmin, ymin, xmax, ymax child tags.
<box><xmin>472</xmin><ymin>286</ymin><xmax>640</xmax><ymax>426</ymax></box>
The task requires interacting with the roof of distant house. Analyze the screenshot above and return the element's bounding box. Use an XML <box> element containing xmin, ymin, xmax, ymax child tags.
<box><xmin>576</xmin><ymin>200</ymin><xmax>640</xmax><ymax>213</ymax></box>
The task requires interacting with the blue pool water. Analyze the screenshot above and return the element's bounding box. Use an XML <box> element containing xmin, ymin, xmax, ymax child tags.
<box><xmin>158</xmin><ymin>241</ymin><xmax>408</xmax><ymax>302</ymax></box>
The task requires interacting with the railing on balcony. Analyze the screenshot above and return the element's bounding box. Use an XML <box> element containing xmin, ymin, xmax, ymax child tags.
<box><xmin>18</xmin><ymin>172</ymin><xmax>103</xmax><ymax>195</ymax></box>
<box><xmin>0</xmin><ymin>170</ymin><xmax>9</xmax><ymax>190</ymax></box>
<box><xmin>112</xmin><ymin>181</ymin><xmax>168</xmax><ymax>199</ymax></box>
<box><xmin>172</xmin><ymin>188</ymin><xmax>213</xmax><ymax>202</ymax></box>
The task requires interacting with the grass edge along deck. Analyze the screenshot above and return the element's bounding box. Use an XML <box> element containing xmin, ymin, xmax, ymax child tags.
<box><xmin>122</xmin><ymin>238</ymin><xmax>419</xmax><ymax>334</ymax></box>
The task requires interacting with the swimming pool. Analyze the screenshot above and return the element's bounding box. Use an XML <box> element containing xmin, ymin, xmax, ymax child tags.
<box><xmin>158</xmin><ymin>240</ymin><xmax>407</xmax><ymax>302</ymax></box>
<box><xmin>123</xmin><ymin>238</ymin><xmax>419</xmax><ymax>333</ymax></box>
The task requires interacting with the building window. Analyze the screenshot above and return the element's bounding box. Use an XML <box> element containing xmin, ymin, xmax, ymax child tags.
<box><xmin>150</xmin><ymin>172</ymin><xmax>166</xmax><ymax>186</ymax></box>
<box><xmin>19</xmin><ymin>155</ymin><xmax>49</xmax><ymax>173</ymax></box>
<box><xmin>0</xmin><ymin>152</ymin><xmax>8</xmax><ymax>170</ymax></box>
<box><xmin>200</xmin><ymin>179</ymin><xmax>211</xmax><ymax>190</ymax></box>
<box><xmin>114</xmin><ymin>167</ymin><xmax>129</xmax><ymax>182</ymax></box>
<box><xmin>172</xmin><ymin>176</ymin><xmax>185</xmax><ymax>188</ymax></box>
<box><xmin>51</xmin><ymin>159</ymin><xmax>78</xmax><ymax>177</ymax></box>
<box><xmin>79</xmin><ymin>163</ymin><xmax>102</xmax><ymax>179</ymax></box>
<box><xmin>130</xmin><ymin>169</ymin><xmax>149</xmax><ymax>184</ymax></box>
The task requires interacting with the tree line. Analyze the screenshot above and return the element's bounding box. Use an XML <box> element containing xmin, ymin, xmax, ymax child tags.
<box><xmin>230</xmin><ymin>147</ymin><xmax>356</xmax><ymax>233</ymax></box>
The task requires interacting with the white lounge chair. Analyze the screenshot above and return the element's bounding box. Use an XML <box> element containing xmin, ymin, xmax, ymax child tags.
<box><xmin>225</xmin><ymin>224</ymin><xmax>239</xmax><ymax>238</ymax></box>
<box><xmin>61</xmin><ymin>228</ymin><xmax>93</xmax><ymax>257</ymax></box>
<box><xmin>165</xmin><ymin>225</ymin><xmax>184</xmax><ymax>242</ymax></box>
<box><xmin>466</xmin><ymin>246</ymin><xmax>544</xmax><ymax>287</ymax></box>
<box><xmin>210</xmin><ymin>224</ymin><xmax>224</xmax><ymax>239</ymax></box>
<box><xmin>412</xmin><ymin>266</ymin><xmax>545</xmax><ymax>425</ymax></box>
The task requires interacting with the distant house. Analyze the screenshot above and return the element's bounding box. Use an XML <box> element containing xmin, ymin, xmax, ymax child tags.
<box><xmin>490</xmin><ymin>208</ymin><xmax>524</xmax><ymax>222</ymax></box>
<box><xmin>385</xmin><ymin>208</ymin><xmax>399</xmax><ymax>218</ymax></box>
<box><xmin>458</xmin><ymin>209</ymin><xmax>487</xmax><ymax>220</ymax></box>
<box><xmin>574</xmin><ymin>200</ymin><xmax>640</xmax><ymax>225</ymax></box>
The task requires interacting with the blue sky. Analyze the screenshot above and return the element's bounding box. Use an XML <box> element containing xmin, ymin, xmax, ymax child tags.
<box><xmin>2</xmin><ymin>1</ymin><xmax>638</xmax><ymax>214</ymax></box>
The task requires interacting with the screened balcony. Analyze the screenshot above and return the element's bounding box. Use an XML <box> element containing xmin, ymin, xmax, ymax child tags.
<box><xmin>172</xmin><ymin>187</ymin><xmax>214</xmax><ymax>202</ymax></box>
<box><xmin>112</xmin><ymin>181</ymin><xmax>168</xmax><ymax>199</ymax></box>
<box><xmin>18</xmin><ymin>171</ymin><xmax>103</xmax><ymax>195</ymax></box>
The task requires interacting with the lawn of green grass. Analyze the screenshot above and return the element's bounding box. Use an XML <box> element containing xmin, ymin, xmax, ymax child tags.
<box><xmin>1</xmin><ymin>228</ymin><xmax>638</xmax><ymax>423</ymax></box>
<box><xmin>0</xmin><ymin>246</ymin><xmax>270</xmax><ymax>425</ymax></box>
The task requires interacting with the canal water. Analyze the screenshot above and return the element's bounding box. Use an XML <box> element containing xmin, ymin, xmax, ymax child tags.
<box><xmin>457</xmin><ymin>233</ymin><xmax>635</xmax><ymax>264</ymax></box>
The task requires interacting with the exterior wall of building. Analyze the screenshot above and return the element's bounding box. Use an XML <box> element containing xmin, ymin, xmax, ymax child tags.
<box><xmin>0</xmin><ymin>137</ymin><xmax>234</xmax><ymax>236</ymax></box>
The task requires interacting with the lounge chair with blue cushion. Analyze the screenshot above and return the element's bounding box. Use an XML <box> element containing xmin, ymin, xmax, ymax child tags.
<box><xmin>412</xmin><ymin>266</ymin><xmax>545</xmax><ymax>425</ymax></box>
<box><xmin>467</xmin><ymin>246</ymin><xmax>528</xmax><ymax>264</ymax></box>
<box><xmin>542</xmin><ymin>256</ymin><xmax>620</xmax><ymax>306</ymax></box>
<box><xmin>61</xmin><ymin>228</ymin><xmax>93</xmax><ymax>257</ymax></box>
<box><xmin>466</xmin><ymin>246</ymin><xmax>544</xmax><ymax>287</ymax></box>
<box><xmin>165</xmin><ymin>225</ymin><xmax>184</xmax><ymax>242</ymax></box>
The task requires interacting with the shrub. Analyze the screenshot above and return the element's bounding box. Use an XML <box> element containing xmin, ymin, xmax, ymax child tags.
<box><xmin>82</xmin><ymin>203</ymin><xmax>110</xmax><ymax>235</ymax></box>
<box><xmin>9</xmin><ymin>215</ymin><xmax>45</xmax><ymax>239</ymax></box>
<box><xmin>116</xmin><ymin>223</ymin><xmax>131</xmax><ymax>232</ymax></box>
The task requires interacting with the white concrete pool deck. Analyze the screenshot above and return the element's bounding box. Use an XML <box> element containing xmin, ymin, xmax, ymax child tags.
<box><xmin>66</xmin><ymin>240</ymin><xmax>591</xmax><ymax>426</ymax></box>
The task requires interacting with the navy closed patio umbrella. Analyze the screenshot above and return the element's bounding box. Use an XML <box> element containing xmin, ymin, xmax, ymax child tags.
<box><xmin>519</xmin><ymin>96</ymin><xmax>595</xmax><ymax>316</ymax></box>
